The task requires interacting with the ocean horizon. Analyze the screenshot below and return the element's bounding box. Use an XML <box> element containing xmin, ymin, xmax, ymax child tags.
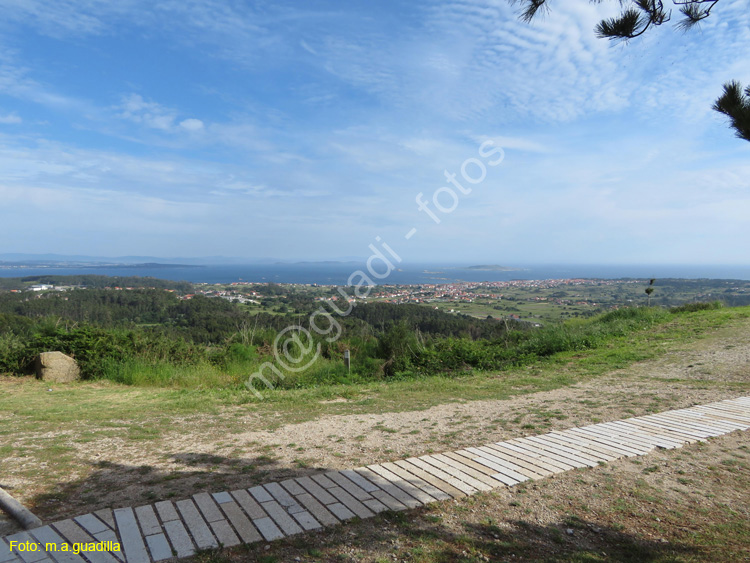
<box><xmin>1</xmin><ymin>263</ymin><xmax>749</xmax><ymax>285</ymax></box>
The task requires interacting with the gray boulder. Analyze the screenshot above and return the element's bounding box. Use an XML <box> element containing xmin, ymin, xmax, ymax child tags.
<box><xmin>35</xmin><ymin>352</ymin><xmax>80</xmax><ymax>383</ymax></box>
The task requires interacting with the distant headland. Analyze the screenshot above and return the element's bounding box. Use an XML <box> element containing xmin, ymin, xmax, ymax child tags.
<box><xmin>465</xmin><ymin>265</ymin><xmax>522</xmax><ymax>272</ymax></box>
<box><xmin>0</xmin><ymin>261</ymin><xmax>204</xmax><ymax>270</ymax></box>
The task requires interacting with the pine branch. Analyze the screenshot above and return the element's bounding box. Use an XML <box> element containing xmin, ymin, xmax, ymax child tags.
<box><xmin>510</xmin><ymin>0</ymin><xmax>747</xmax><ymax>143</ymax></box>
<box><xmin>509</xmin><ymin>1</ymin><xmax>719</xmax><ymax>35</ymax></box>
<box><xmin>713</xmin><ymin>81</ymin><xmax>750</xmax><ymax>142</ymax></box>
<box><xmin>596</xmin><ymin>8</ymin><xmax>650</xmax><ymax>39</ymax></box>
<box><xmin>675</xmin><ymin>1</ymin><xmax>719</xmax><ymax>31</ymax></box>
<box><xmin>594</xmin><ymin>1</ymin><xmax>670</xmax><ymax>41</ymax></box>
<box><xmin>508</xmin><ymin>0</ymin><xmax>550</xmax><ymax>23</ymax></box>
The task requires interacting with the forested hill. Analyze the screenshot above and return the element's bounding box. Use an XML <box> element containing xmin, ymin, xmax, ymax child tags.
<box><xmin>348</xmin><ymin>302</ymin><xmax>510</xmax><ymax>340</ymax></box>
<box><xmin>0</xmin><ymin>285</ymin><xmax>514</xmax><ymax>344</ymax></box>
<box><xmin>0</xmin><ymin>290</ymin><xmax>278</xmax><ymax>344</ymax></box>
<box><xmin>0</xmin><ymin>282</ymin><xmax>526</xmax><ymax>381</ymax></box>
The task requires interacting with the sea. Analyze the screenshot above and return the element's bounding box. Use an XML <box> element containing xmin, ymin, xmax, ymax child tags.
<box><xmin>1</xmin><ymin>263</ymin><xmax>749</xmax><ymax>285</ymax></box>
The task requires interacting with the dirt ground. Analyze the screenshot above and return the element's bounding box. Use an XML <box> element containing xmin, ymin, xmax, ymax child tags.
<box><xmin>1</xmin><ymin>318</ymin><xmax>749</xmax><ymax>547</ymax></box>
<box><xmin>235</xmin><ymin>431</ymin><xmax>750</xmax><ymax>563</ymax></box>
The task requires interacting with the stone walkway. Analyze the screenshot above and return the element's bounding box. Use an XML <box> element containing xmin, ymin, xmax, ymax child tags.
<box><xmin>2</xmin><ymin>397</ymin><xmax>749</xmax><ymax>563</ymax></box>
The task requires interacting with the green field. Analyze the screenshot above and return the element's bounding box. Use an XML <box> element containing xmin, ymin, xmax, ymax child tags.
<box><xmin>371</xmin><ymin>278</ymin><xmax>750</xmax><ymax>323</ymax></box>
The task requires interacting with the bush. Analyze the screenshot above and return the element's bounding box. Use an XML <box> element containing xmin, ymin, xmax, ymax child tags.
<box><xmin>0</xmin><ymin>321</ymin><xmax>212</xmax><ymax>379</ymax></box>
<box><xmin>670</xmin><ymin>301</ymin><xmax>723</xmax><ymax>314</ymax></box>
<box><xmin>223</xmin><ymin>343</ymin><xmax>258</xmax><ymax>363</ymax></box>
<box><xmin>0</xmin><ymin>331</ymin><xmax>28</xmax><ymax>374</ymax></box>
<box><xmin>407</xmin><ymin>306</ymin><xmax>670</xmax><ymax>375</ymax></box>
<box><xmin>377</xmin><ymin>322</ymin><xmax>425</xmax><ymax>377</ymax></box>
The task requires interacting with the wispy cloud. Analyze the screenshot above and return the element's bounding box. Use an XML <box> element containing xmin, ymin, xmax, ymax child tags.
<box><xmin>117</xmin><ymin>94</ymin><xmax>178</xmax><ymax>131</ymax></box>
<box><xmin>299</xmin><ymin>39</ymin><xmax>318</xmax><ymax>56</ymax></box>
<box><xmin>116</xmin><ymin>94</ymin><xmax>205</xmax><ymax>134</ymax></box>
<box><xmin>0</xmin><ymin>112</ymin><xmax>21</xmax><ymax>124</ymax></box>
<box><xmin>473</xmin><ymin>134</ymin><xmax>548</xmax><ymax>153</ymax></box>
<box><xmin>179</xmin><ymin>118</ymin><xmax>204</xmax><ymax>131</ymax></box>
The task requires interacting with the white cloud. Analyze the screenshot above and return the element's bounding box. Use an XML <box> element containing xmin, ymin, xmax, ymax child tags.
<box><xmin>299</xmin><ymin>39</ymin><xmax>318</xmax><ymax>55</ymax></box>
<box><xmin>117</xmin><ymin>93</ymin><xmax>207</xmax><ymax>135</ymax></box>
<box><xmin>0</xmin><ymin>0</ymin><xmax>112</xmax><ymax>37</ymax></box>
<box><xmin>2</xmin><ymin>0</ymin><xmax>746</xmax><ymax>130</ymax></box>
<box><xmin>0</xmin><ymin>112</ymin><xmax>21</xmax><ymax>124</ymax></box>
<box><xmin>279</xmin><ymin>1</ymin><xmax>631</xmax><ymax>124</ymax></box>
<box><xmin>179</xmin><ymin>118</ymin><xmax>204</xmax><ymax>131</ymax></box>
<box><xmin>475</xmin><ymin>135</ymin><xmax>547</xmax><ymax>153</ymax></box>
<box><xmin>0</xmin><ymin>54</ymin><xmax>87</xmax><ymax>112</ymax></box>
<box><xmin>117</xmin><ymin>93</ymin><xmax>176</xmax><ymax>130</ymax></box>
<box><xmin>0</xmin><ymin>134</ymin><xmax>333</xmax><ymax>204</ymax></box>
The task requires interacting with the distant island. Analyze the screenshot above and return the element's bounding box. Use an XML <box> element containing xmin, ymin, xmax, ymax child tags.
<box><xmin>113</xmin><ymin>262</ymin><xmax>204</xmax><ymax>269</ymax></box>
<box><xmin>465</xmin><ymin>265</ymin><xmax>521</xmax><ymax>271</ymax></box>
<box><xmin>285</xmin><ymin>261</ymin><xmax>360</xmax><ymax>266</ymax></box>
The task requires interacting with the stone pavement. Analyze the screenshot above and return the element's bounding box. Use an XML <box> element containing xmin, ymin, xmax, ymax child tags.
<box><xmin>2</xmin><ymin>397</ymin><xmax>749</xmax><ymax>563</ymax></box>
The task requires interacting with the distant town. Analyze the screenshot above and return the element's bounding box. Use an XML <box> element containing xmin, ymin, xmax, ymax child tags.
<box><xmin>4</xmin><ymin>276</ymin><xmax>749</xmax><ymax>324</ymax></box>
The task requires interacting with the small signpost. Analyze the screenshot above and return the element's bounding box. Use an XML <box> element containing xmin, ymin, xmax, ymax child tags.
<box><xmin>344</xmin><ymin>350</ymin><xmax>351</xmax><ymax>372</ymax></box>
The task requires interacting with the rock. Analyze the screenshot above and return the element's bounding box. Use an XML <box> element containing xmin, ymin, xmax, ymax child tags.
<box><xmin>35</xmin><ymin>352</ymin><xmax>80</xmax><ymax>383</ymax></box>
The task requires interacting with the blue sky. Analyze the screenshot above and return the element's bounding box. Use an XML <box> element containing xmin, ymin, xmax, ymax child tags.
<box><xmin>0</xmin><ymin>0</ymin><xmax>748</xmax><ymax>265</ymax></box>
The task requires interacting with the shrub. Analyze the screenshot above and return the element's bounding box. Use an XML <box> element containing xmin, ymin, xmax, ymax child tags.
<box><xmin>670</xmin><ymin>301</ymin><xmax>723</xmax><ymax>314</ymax></box>
<box><xmin>0</xmin><ymin>321</ymin><xmax>211</xmax><ymax>379</ymax></box>
<box><xmin>377</xmin><ymin>322</ymin><xmax>425</xmax><ymax>377</ymax></box>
